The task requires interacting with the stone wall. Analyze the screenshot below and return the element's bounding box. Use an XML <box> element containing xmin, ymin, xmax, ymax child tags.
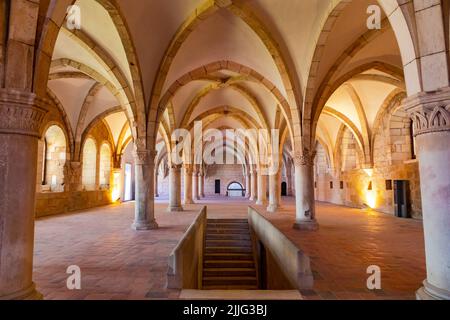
<box><xmin>36</xmin><ymin>190</ymin><xmax>112</xmax><ymax>218</ymax></box>
<box><xmin>204</xmin><ymin>164</ymin><xmax>245</xmax><ymax>196</ymax></box>
<box><xmin>315</xmin><ymin>161</ymin><xmax>422</xmax><ymax>219</ymax></box>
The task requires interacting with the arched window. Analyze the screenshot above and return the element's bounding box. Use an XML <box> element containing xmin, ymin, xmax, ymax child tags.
<box><xmin>227</xmin><ymin>182</ymin><xmax>244</xmax><ymax>197</ymax></box>
<box><xmin>42</xmin><ymin>125</ymin><xmax>67</xmax><ymax>192</ymax></box>
<box><xmin>82</xmin><ymin>138</ymin><xmax>97</xmax><ymax>191</ymax></box>
<box><xmin>99</xmin><ymin>143</ymin><xmax>111</xmax><ymax>189</ymax></box>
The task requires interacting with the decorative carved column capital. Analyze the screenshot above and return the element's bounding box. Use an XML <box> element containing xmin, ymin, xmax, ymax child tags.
<box><xmin>293</xmin><ymin>149</ymin><xmax>316</xmax><ymax>167</ymax></box>
<box><xmin>133</xmin><ymin>149</ymin><xmax>157</xmax><ymax>166</ymax></box>
<box><xmin>169</xmin><ymin>163</ymin><xmax>183</xmax><ymax>171</ymax></box>
<box><xmin>0</xmin><ymin>89</ymin><xmax>48</xmax><ymax>137</ymax></box>
<box><xmin>183</xmin><ymin>163</ymin><xmax>193</xmax><ymax>175</ymax></box>
<box><xmin>404</xmin><ymin>88</ymin><xmax>450</xmax><ymax>137</ymax></box>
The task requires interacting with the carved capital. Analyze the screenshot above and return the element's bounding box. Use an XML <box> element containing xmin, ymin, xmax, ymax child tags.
<box><xmin>183</xmin><ymin>164</ymin><xmax>193</xmax><ymax>175</ymax></box>
<box><xmin>133</xmin><ymin>149</ymin><xmax>157</xmax><ymax>166</ymax></box>
<box><xmin>169</xmin><ymin>163</ymin><xmax>182</xmax><ymax>171</ymax></box>
<box><xmin>404</xmin><ymin>89</ymin><xmax>450</xmax><ymax>137</ymax></box>
<box><xmin>293</xmin><ymin>149</ymin><xmax>316</xmax><ymax>167</ymax></box>
<box><xmin>0</xmin><ymin>90</ymin><xmax>48</xmax><ymax>137</ymax></box>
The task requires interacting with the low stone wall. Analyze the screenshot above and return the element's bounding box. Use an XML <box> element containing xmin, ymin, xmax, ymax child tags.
<box><xmin>167</xmin><ymin>206</ymin><xmax>207</xmax><ymax>289</ymax></box>
<box><xmin>248</xmin><ymin>207</ymin><xmax>314</xmax><ymax>290</ymax></box>
<box><xmin>35</xmin><ymin>190</ymin><xmax>113</xmax><ymax>218</ymax></box>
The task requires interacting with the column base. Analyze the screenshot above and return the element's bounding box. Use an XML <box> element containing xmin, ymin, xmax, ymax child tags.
<box><xmin>416</xmin><ymin>280</ymin><xmax>450</xmax><ymax>300</ymax></box>
<box><xmin>132</xmin><ymin>220</ymin><xmax>159</xmax><ymax>231</ymax></box>
<box><xmin>167</xmin><ymin>206</ymin><xmax>184</xmax><ymax>212</ymax></box>
<box><xmin>293</xmin><ymin>219</ymin><xmax>319</xmax><ymax>231</ymax></box>
<box><xmin>266</xmin><ymin>204</ymin><xmax>279</xmax><ymax>212</ymax></box>
<box><xmin>184</xmin><ymin>200</ymin><xmax>194</xmax><ymax>205</ymax></box>
<box><xmin>0</xmin><ymin>283</ymin><xmax>43</xmax><ymax>300</ymax></box>
<box><xmin>255</xmin><ymin>200</ymin><xmax>266</xmax><ymax>205</ymax></box>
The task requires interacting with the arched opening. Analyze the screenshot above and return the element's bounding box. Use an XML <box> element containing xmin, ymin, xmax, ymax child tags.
<box><xmin>40</xmin><ymin>125</ymin><xmax>67</xmax><ymax>192</ymax></box>
<box><xmin>227</xmin><ymin>182</ymin><xmax>244</xmax><ymax>197</ymax></box>
<box><xmin>281</xmin><ymin>182</ymin><xmax>287</xmax><ymax>196</ymax></box>
<box><xmin>82</xmin><ymin>138</ymin><xmax>97</xmax><ymax>191</ymax></box>
<box><xmin>99</xmin><ymin>143</ymin><xmax>112</xmax><ymax>190</ymax></box>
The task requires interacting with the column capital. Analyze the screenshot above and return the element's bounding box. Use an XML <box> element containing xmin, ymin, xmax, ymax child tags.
<box><xmin>169</xmin><ymin>163</ymin><xmax>183</xmax><ymax>170</ymax></box>
<box><xmin>404</xmin><ymin>88</ymin><xmax>450</xmax><ymax>137</ymax></box>
<box><xmin>133</xmin><ymin>149</ymin><xmax>157</xmax><ymax>165</ymax></box>
<box><xmin>183</xmin><ymin>163</ymin><xmax>193</xmax><ymax>175</ymax></box>
<box><xmin>293</xmin><ymin>149</ymin><xmax>316</xmax><ymax>167</ymax></box>
<box><xmin>0</xmin><ymin>89</ymin><xmax>48</xmax><ymax>137</ymax></box>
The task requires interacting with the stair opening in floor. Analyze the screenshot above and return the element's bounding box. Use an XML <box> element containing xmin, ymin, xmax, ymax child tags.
<box><xmin>203</xmin><ymin>219</ymin><xmax>259</xmax><ymax>290</ymax></box>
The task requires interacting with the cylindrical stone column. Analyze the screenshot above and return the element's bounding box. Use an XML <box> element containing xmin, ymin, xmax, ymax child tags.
<box><xmin>192</xmin><ymin>170</ymin><xmax>199</xmax><ymax>201</ymax></box>
<box><xmin>405</xmin><ymin>92</ymin><xmax>450</xmax><ymax>300</ymax></box>
<box><xmin>286</xmin><ymin>169</ymin><xmax>293</xmax><ymax>196</ymax></box>
<box><xmin>168</xmin><ymin>164</ymin><xmax>183</xmax><ymax>212</ymax></box>
<box><xmin>132</xmin><ymin>148</ymin><xmax>159</xmax><ymax>230</ymax></box>
<box><xmin>183</xmin><ymin>164</ymin><xmax>193</xmax><ymax>205</ymax></box>
<box><xmin>154</xmin><ymin>171</ymin><xmax>159</xmax><ymax>198</ymax></box>
<box><xmin>245</xmin><ymin>173</ymin><xmax>251</xmax><ymax>198</ymax></box>
<box><xmin>256</xmin><ymin>169</ymin><xmax>267</xmax><ymax>205</ymax></box>
<box><xmin>267</xmin><ymin>171</ymin><xmax>279</xmax><ymax>212</ymax></box>
<box><xmin>198</xmin><ymin>172</ymin><xmax>204</xmax><ymax>199</ymax></box>
<box><xmin>0</xmin><ymin>90</ymin><xmax>48</xmax><ymax>299</ymax></box>
<box><xmin>250</xmin><ymin>169</ymin><xmax>257</xmax><ymax>201</ymax></box>
<box><xmin>293</xmin><ymin>153</ymin><xmax>318</xmax><ymax>230</ymax></box>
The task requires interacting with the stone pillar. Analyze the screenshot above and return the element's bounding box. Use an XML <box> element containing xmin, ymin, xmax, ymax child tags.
<box><xmin>198</xmin><ymin>171</ymin><xmax>204</xmax><ymax>199</ymax></box>
<box><xmin>277</xmin><ymin>169</ymin><xmax>282</xmax><ymax>204</ymax></box>
<box><xmin>245</xmin><ymin>172</ymin><xmax>251</xmax><ymax>198</ymax></box>
<box><xmin>256</xmin><ymin>168</ymin><xmax>267</xmax><ymax>205</ymax></box>
<box><xmin>0</xmin><ymin>90</ymin><xmax>48</xmax><ymax>299</ymax></box>
<box><xmin>168</xmin><ymin>164</ymin><xmax>183</xmax><ymax>212</ymax></box>
<box><xmin>192</xmin><ymin>169</ymin><xmax>199</xmax><ymax>201</ymax></box>
<box><xmin>154</xmin><ymin>171</ymin><xmax>159</xmax><ymax>198</ymax></box>
<box><xmin>132</xmin><ymin>147</ymin><xmax>158</xmax><ymax>230</ymax></box>
<box><xmin>183</xmin><ymin>164</ymin><xmax>193</xmax><ymax>205</ymax></box>
<box><xmin>286</xmin><ymin>168</ymin><xmax>293</xmax><ymax>196</ymax></box>
<box><xmin>267</xmin><ymin>170</ymin><xmax>279</xmax><ymax>212</ymax></box>
<box><xmin>201</xmin><ymin>173</ymin><xmax>205</xmax><ymax>198</ymax></box>
<box><xmin>293</xmin><ymin>153</ymin><xmax>318</xmax><ymax>230</ymax></box>
<box><xmin>405</xmin><ymin>90</ymin><xmax>450</xmax><ymax>300</ymax></box>
<box><xmin>250</xmin><ymin>168</ymin><xmax>257</xmax><ymax>201</ymax></box>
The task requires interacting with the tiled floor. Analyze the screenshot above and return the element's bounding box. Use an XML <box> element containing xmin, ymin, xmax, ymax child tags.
<box><xmin>33</xmin><ymin>197</ymin><xmax>425</xmax><ymax>300</ymax></box>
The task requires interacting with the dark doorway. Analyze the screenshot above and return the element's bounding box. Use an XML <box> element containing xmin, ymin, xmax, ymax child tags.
<box><xmin>281</xmin><ymin>182</ymin><xmax>287</xmax><ymax>196</ymax></box>
<box><xmin>215</xmin><ymin>179</ymin><xmax>221</xmax><ymax>194</ymax></box>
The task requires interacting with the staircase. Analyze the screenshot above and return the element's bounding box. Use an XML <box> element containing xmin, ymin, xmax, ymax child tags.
<box><xmin>202</xmin><ymin>219</ymin><xmax>258</xmax><ymax>290</ymax></box>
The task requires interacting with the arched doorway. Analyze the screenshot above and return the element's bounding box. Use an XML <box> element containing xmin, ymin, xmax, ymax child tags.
<box><xmin>281</xmin><ymin>182</ymin><xmax>287</xmax><ymax>196</ymax></box>
<box><xmin>227</xmin><ymin>182</ymin><xmax>244</xmax><ymax>197</ymax></box>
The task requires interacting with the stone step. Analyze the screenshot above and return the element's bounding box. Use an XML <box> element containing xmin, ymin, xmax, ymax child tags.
<box><xmin>207</xmin><ymin>223</ymin><xmax>249</xmax><ymax>230</ymax></box>
<box><xmin>205</xmin><ymin>246</ymin><xmax>253</xmax><ymax>254</ymax></box>
<box><xmin>203</xmin><ymin>276</ymin><xmax>257</xmax><ymax>286</ymax></box>
<box><xmin>203</xmin><ymin>268</ymin><xmax>256</xmax><ymax>277</ymax></box>
<box><xmin>206</xmin><ymin>233</ymin><xmax>251</xmax><ymax>241</ymax></box>
<box><xmin>204</xmin><ymin>260</ymin><xmax>255</xmax><ymax>269</ymax></box>
<box><xmin>202</xmin><ymin>285</ymin><xmax>259</xmax><ymax>291</ymax></box>
<box><xmin>205</xmin><ymin>239</ymin><xmax>252</xmax><ymax>248</ymax></box>
<box><xmin>207</xmin><ymin>219</ymin><xmax>248</xmax><ymax>224</ymax></box>
<box><xmin>206</xmin><ymin>228</ymin><xmax>249</xmax><ymax>234</ymax></box>
<box><xmin>204</xmin><ymin>253</ymin><xmax>254</xmax><ymax>261</ymax></box>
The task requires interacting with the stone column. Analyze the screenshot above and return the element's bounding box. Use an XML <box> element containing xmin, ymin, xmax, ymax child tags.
<box><xmin>245</xmin><ymin>172</ymin><xmax>251</xmax><ymax>198</ymax></box>
<box><xmin>168</xmin><ymin>164</ymin><xmax>183</xmax><ymax>212</ymax></box>
<box><xmin>256</xmin><ymin>168</ymin><xmax>267</xmax><ymax>205</ymax></box>
<box><xmin>154</xmin><ymin>171</ymin><xmax>159</xmax><ymax>198</ymax></box>
<box><xmin>201</xmin><ymin>173</ymin><xmax>206</xmax><ymax>198</ymax></box>
<box><xmin>267</xmin><ymin>170</ymin><xmax>279</xmax><ymax>212</ymax></box>
<box><xmin>132</xmin><ymin>147</ymin><xmax>158</xmax><ymax>230</ymax></box>
<box><xmin>277</xmin><ymin>169</ymin><xmax>282</xmax><ymax>204</ymax></box>
<box><xmin>192</xmin><ymin>169</ymin><xmax>199</xmax><ymax>201</ymax></box>
<box><xmin>0</xmin><ymin>90</ymin><xmax>48</xmax><ymax>299</ymax></box>
<box><xmin>286</xmin><ymin>167</ymin><xmax>293</xmax><ymax>196</ymax></box>
<box><xmin>183</xmin><ymin>164</ymin><xmax>193</xmax><ymax>205</ymax></box>
<box><xmin>405</xmin><ymin>90</ymin><xmax>450</xmax><ymax>300</ymax></box>
<box><xmin>293</xmin><ymin>153</ymin><xmax>318</xmax><ymax>230</ymax></box>
<box><xmin>250</xmin><ymin>168</ymin><xmax>257</xmax><ymax>201</ymax></box>
<box><xmin>198</xmin><ymin>171</ymin><xmax>204</xmax><ymax>199</ymax></box>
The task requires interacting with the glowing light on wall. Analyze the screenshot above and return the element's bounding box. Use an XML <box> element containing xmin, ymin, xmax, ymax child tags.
<box><xmin>111</xmin><ymin>170</ymin><xmax>121</xmax><ymax>202</ymax></box>
<box><xmin>366</xmin><ymin>190</ymin><xmax>377</xmax><ymax>209</ymax></box>
<box><xmin>363</xmin><ymin>168</ymin><xmax>374</xmax><ymax>177</ymax></box>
